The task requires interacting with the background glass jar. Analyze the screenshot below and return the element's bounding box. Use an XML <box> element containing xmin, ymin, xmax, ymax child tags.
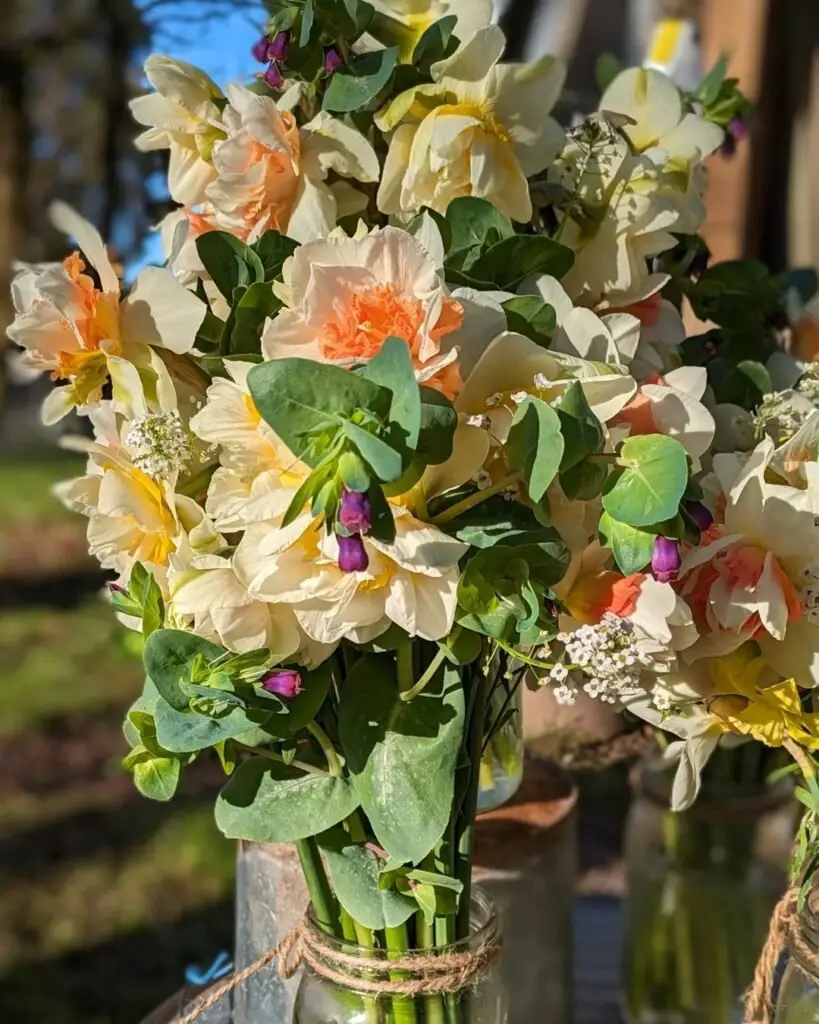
<box><xmin>773</xmin><ymin>888</ymin><xmax>819</xmax><ymax>1024</ymax></box>
<box><xmin>477</xmin><ymin>668</ymin><xmax>523</xmax><ymax>814</ymax></box>
<box><xmin>293</xmin><ymin>888</ymin><xmax>506</xmax><ymax>1024</ymax></box>
<box><xmin>623</xmin><ymin>750</ymin><xmax>796</xmax><ymax>1024</ymax></box>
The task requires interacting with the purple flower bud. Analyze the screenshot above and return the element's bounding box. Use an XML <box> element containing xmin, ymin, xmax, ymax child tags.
<box><xmin>685</xmin><ymin>500</ymin><xmax>714</xmax><ymax>532</ymax></box>
<box><xmin>269</xmin><ymin>31</ymin><xmax>290</xmax><ymax>63</ymax></box>
<box><xmin>263</xmin><ymin>62</ymin><xmax>285</xmax><ymax>90</ymax></box>
<box><xmin>729</xmin><ymin>115</ymin><xmax>750</xmax><ymax>142</ymax></box>
<box><xmin>107</xmin><ymin>582</ymin><xmax>126</xmax><ymax>595</ymax></box>
<box><xmin>651</xmin><ymin>536</ymin><xmax>682</xmax><ymax>584</ymax></box>
<box><xmin>261</xmin><ymin>668</ymin><xmax>302</xmax><ymax>699</ymax></box>
<box><xmin>324</xmin><ymin>46</ymin><xmax>344</xmax><ymax>76</ymax></box>
<box><xmin>338</xmin><ymin>489</ymin><xmax>373</xmax><ymax>535</ymax></box>
<box><xmin>338</xmin><ymin>533</ymin><xmax>369</xmax><ymax>573</ymax></box>
<box><xmin>252</xmin><ymin>35</ymin><xmax>272</xmax><ymax>63</ymax></box>
<box><xmin>720</xmin><ymin>133</ymin><xmax>737</xmax><ymax>159</ymax></box>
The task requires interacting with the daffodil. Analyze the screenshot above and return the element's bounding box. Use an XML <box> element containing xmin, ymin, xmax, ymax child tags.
<box><xmin>376</xmin><ymin>25</ymin><xmax>565</xmax><ymax>221</ymax></box>
<box><xmin>233</xmin><ymin>508</ymin><xmax>468</xmax><ymax>646</ymax></box>
<box><xmin>369</xmin><ymin>0</ymin><xmax>494</xmax><ymax>61</ymax></box>
<box><xmin>680</xmin><ymin>438</ymin><xmax>819</xmax><ymax>686</ymax></box>
<box><xmin>130</xmin><ymin>55</ymin><xmax>226</xmax><ymax>205</ymax></box>
<box><xmin>190</xmin><ymin>361</ymin><xmax>306</xmax><ymax>530</ymax></box>
<box><xmin>261</xmin><ymin>225</ymin><xmax>469</xmax><ymax>398</ymax></box>
<box><xmin>8</xmin><ymin>203</ymin><xmax>205</xmax><ymax>423</ymax></box>
<box><xmin>706</xmin><ymin>647</ymin><xmax>819</xmax><ymax>749</ymax></box>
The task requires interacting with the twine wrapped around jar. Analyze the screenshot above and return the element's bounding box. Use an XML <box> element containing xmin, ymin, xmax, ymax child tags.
<box><xmin>172</xmin><ymin>912</ymin><xmax>503</xmax><ymax>1024</ymax></box>
<box><xmin>744</xmin><ymin>887</ymin><xmax>819</xmax><ymax>1024</ymax></box>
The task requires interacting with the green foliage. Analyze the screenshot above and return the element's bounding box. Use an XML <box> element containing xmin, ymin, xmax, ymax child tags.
<box><xmin>599</xmin><ymin>511</ymin><xmax>656</xmax><ymax>575</ymax></box>
<box><xmin>555</xmin><ymin>382</ymin><xmax>605</xmax><ymax>471</ymax></box>
<box><xmin>359</xmin><ymin>336</ymin><xmax>422</xmax><ymax>448</ymax></box>
<box><xmin>338</xmin><ymin>655</ymin><xmax>465</xmax><ymax>864</ymax></box>
<box><xmin>457</xmin><ymin>531</ymin><xmax>568</xmax><ymax>642</ymax></box>
<box><xmin>506</xmin><ymin>397</ymin><xmax>564</xmax><ymax>503</ymax></box>
<box><xmin>595</xmin><ymin>52</ymin><xmax>623</xmax><ymax>93</ymax></box>
<box><xmin>467</xmin><ymin>234</ymin><xmax>575</xmax><ymax>288</ymax></box>
<box><xmin>502</xmin><ymin>296</ymin><xmax>556</xmax><ymax>346</ymax></box>
<box><xmin>122</xmin><ymin>704</ymin><xmax>189</xmax><ymax>803</ymax></box>
<box><xmin>684</xmin><ymin>260</ymin><xmax>780</xmax><ymax>334</ymax></box>
<box><xmin>196</xmin><ymin>232</ymin><xmax>265</xmax><ymax>301</ymax></box>
<box><xmin>323</xmin><ymin>47</ymin><xmax>399</xmax><ymax>112</ymax></box>
<box><xmin>215</xmin><ymin>757</ymin><xmax>360</xmax><ymax>843</ymax></box>
<box><xmin>319</xmin><ymin>835</ymin><xmax>417</xmax><ymax>929</ymax></box>
<box><xmin>602</xmin><ymin>435</ymin><xmax>689</xmax><ymax>528</ymax></box>
<box><xmin>445</xmin><ymin>197</ymin><xmax>515</xmax><ymax>272</ymax></box>
<box><xmin>109</xmin><ymin>563</ymin><xmax>165</xmax><ymax>640</ymax></box>
<box><xmin>411</xmin><ymin>15</ymin><xmax>459</xmax><ymax>70</ymax></box>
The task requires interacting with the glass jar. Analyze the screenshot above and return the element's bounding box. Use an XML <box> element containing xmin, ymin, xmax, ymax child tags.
<box><xmin>477</xmin><ymin>679</ymin><xmax>523</xmax><ymax>813</ymax></box>
<box><xmin>293</xmin><ymin>889</ymin><xmax>507</xmax><ymax>1024</ymax></box>
<box><xmin>773</xmin><ymin>889</ymin><xmax>819</xmax><ymax>1024</ymax></box>
<box><xmin>623</xmin><ymin>756</ymin><xmax>796</xmax><ymax>1024</ymax></box>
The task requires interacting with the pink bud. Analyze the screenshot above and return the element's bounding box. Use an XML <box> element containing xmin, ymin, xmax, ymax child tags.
<box><xmin>269</xmin><ymin>31</ymin><xmax>290</xmax><ymax>63</ymax></box>
<box><xmin>261</xmin><ymin>669</ymin><xmax>302</xmax><ymax>699</ymax></box>
<box><xmin>338</xmin><ymin>534</ymin><xmax>369</xmax><ymax>573</ymax></box>
<box><xmin>252</xmin><ymin>36</ymin><xmax>272</xmax><ymax>63</ymax></box>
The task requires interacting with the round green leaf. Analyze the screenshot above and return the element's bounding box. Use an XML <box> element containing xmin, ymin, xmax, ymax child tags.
<box><xmin>602</xmin><ymin>435</ymin><xmax>688</xmax><ymax>528</ymax></box>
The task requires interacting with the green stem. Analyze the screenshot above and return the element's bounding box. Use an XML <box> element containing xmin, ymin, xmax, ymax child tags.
<box><xmin>454</xmin><ymin>666</ymin><xmax>491</xmax><ymax>940</ymax></box>
<box><xmin>307</xmin><ymin>721</ymin><xmax>344</xmax><ymax>776</ymax></box>
<box><xmin>417</xmin><ymin>913</ymin><xmax>446</xmax><ymax>1024</ymax></box>
<box><xmin>235</xmin><ymin>742</ymin><xmax>332</xmax><ymax>778</ymax></box>
<box><xmin>430</xmin><ymin>475</ymin><xmax>518</xmax><ymax>526</ymax></box>
<box><xmin>396</xmin><ymin>642</ymin><xmax>415</xmax><ymax>695</ymax></box>
<box><xmin>385</xmin><ymin>924</ymin><xmax>418</xmax><ymax>1024</ymax></box>
<box><xmin>296</xmin><ymin>837</ymin><xmax>339</xmax><ymax>936</ymax></box>
<box><xmin>400</xmin><ymin>646</ymin><xmax>448</xmax><ymax>702</ymax></box>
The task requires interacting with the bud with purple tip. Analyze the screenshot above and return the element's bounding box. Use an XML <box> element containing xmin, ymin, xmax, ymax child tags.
<box><xmin>263</xmin><ymin>62</ymin><xmax>285</xmax><ymax>90</ymax></box>
<box><xmin>338</xmin><ymin>533</ymin><xmax>369</xmax><ymax>573</ymax></box>
<box><xmin>338</xmin><ymin>489</ymin><xmax>373</xmax><ymax>535</ymax></box>
<box><xmin>324</xmin><ymin>46</ymin><xmax>344</xmax><ymax>76</ymax></box>
<box><xmin>651</xmin><ymin>536</ymin><xmax>682</xmax><ymax>584</ymax></box>
<box><xmin>721</xmin><ymin>116</ymin><xmax>750</xmax><ymax>158</ymax></box>
<box><xmin>685</xmin><ymin>500</ymin><xmax>714</xmax><ymax>533</ymax></box>
<box><xmin>108</xmin><ymin>581</ymin><xmax>126</xmax><ymax>595</ymax></box>
<box><xmin>261</xmin><ymin>668</ymin><xmax>302</xmax><ymax>699</ymax></box>
<box><xmin>252</xmin><ymin>35</ymin><xmax>272</xmax><ymax>63</ymax></box>
<box><xmin>269</xmin><ymin>31</ymin><xmax>290</xmax><ymax>63</ymax></box>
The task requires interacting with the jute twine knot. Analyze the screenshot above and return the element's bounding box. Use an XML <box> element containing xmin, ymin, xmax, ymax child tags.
<box><xmin>173</xmin><ymin>915</ymin><xmax>502</xmax><ymax>1024</ymax></box>
<box><xmin>744</xmin><ymin>886</ymin><xmax>819</xmax><ymax>1024</ymax></box>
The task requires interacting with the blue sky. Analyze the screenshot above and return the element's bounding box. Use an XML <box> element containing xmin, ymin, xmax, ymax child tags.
<box><xmin>132</xmin><ymin>0</ymin><xmax>264</xmax><ymax>270</ymax></box>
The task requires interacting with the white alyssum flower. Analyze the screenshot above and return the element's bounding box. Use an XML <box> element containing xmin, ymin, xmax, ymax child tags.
<box><xmin>558</xmin><ymin>612</ymin><xmax>653</xmax><ymax>704</ymax></box>
<box><xmin>125</xmin><ymin>410</ymin><xmax>196</xmax><ymax>481</ymax></box>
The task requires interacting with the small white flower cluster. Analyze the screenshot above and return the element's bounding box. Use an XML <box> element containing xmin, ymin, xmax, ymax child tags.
<box><xmin>753</xmin><ymin>387</ymin><xmax>815</xmax><ymax>445</ymax></box>
<box><xmin>125</xmin><ymin>410</ymin><xmax>196</xmax><ymax>480</ymax></box>
<box><xmin>798</xmin><ymin>365</ymin><xmax>819</xmax><ymax>404</ymax></box>
<box><xmin>547</xmin><ymin>612</ymin><xmax>653</xmax><ymax>706</ymax></box>
<box><xmin>467</xmin><ymin>414</ymin><xmax>492</xmax><ymax>430</ymax></box>
<box><xmin>800</xmin><ymin>563</ymin><xmax>819</xmax><ymax>625</ymax></box>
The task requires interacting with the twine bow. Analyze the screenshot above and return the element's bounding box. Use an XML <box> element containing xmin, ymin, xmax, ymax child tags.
<box><xmin>172</xmin><ymin>915</ymin><xmax>502</xmax><ymax>1024</ymax></box>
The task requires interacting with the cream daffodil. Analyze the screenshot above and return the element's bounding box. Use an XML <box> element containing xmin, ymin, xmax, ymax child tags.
<box><xmin>234</xmin><ymin>507</ymin><xmax>468</xmax><ymax>646</ymax></box>
<box><xmin>8</xmin><ymin>203</ymin><xmax>205</xmax><ymax>424</ymax></box>
<box><xmin>680</xmin><ymin>438</ymin><xmax>819</xmax><ymax>685</ymax></box>
<box><xmin>376</xmin><ymin>25</ymin><xmax>565</xmax><ymax>221</ymax></box>
<box><xmin>369</xmin><ymin>0</ymin><xmax>494</xmax><ymax>61</ymax></box>
<box><xmin>130</xmin><ymin>55</ymin><xmax>226</xmax><ymax>206</ymax></box>
<box><xmin>600</xmin><ymin>67</ymin><xmax>724</xmax><ymax>165</ymax></box>
<box><xmin>261</xmin><ymin>225</ymin><xmax>468</xmax><ymax>397</ymax></box>
<box><xmin>202</xmin><ymin>85</ymin><xmax>379</xmax><ymax>245</ymax></box>
<box><xmin>610</xmin><ymin>365</ymin><xmax>716</xmax><ymax>459</ymax></box>
<box><xmin>190</xmin><ymin>360</ymin><xmax>306</xmax><ymax>531</ymax></box>
<box><xmin>55</xmin><ymin>405</ymin><xmax>194</xmax><ymax>577</ymax></box>
<box><xmin>552</xmin><ymin>129</ymin><xmax>681</xmax><ymax>306</ymax></box>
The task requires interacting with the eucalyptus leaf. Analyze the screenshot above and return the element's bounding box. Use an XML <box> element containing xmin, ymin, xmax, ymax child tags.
<box><xmin>196</xmin><ymin>232</ymin><xmax>264</xmax><ymax>300</ymax></box>
<box><xmin>555</xmin><ymin>381</ymin><xmax>605</xmax><ymax>471</ymax></box>
<box><xmin>143</xmin><ymin>629</ymin><xmax>225</xmax><ymax>712</ymax></box>
<box><xmin>133</xmin><ymin>755</ymin><xmax>181</xmax><ymax>802</ymax></box>
<box><xmin>338</xmin><ymin>655</ymin><xmax>464</xmax><ymax>864</ymax></box>
<box><xmin>215</xmin><ymin>757</ymin><xmax>360</xmax><ymax>842</ymax></box>
<box><xmin>506</xmin><ymin>397</ymin><xmax>564</xmax><ymax>502</ymax></box>
<box><xmin>445</xmin><ymin>197</ymin><xmax>514</xmax><ymax>271</ymax></box>
<box><xmin>599</xmin><ymin>511</ymin><xmax>656</xmax><ymax>574</ymax></box>
<box><xmin>602</xmin><ymin>434</ymin><xmax>688</xmax><ymax>528</ymax></box>
<box><xmin>359</xmin><ymin>337</ymin><xmax>422</xmax><ymax>448</ymax></box>
<box><xmin>342</xmin><ymin>420</ymin><xmax>404</xmax><ymax>482</ymax></box>
<box><xmin>323</xmin><ymin>47</ymin><xmax>398</xmax><ymax>113</ymax></box>
<box><xmin>319</xmin><ymin>837</ymin><xmax>417</xmax><ymax>929</ymax></box>
<box><xmin>155</xmin><ymin>695</ymin><xmax>272</xmax><ymax>754</ymax></box>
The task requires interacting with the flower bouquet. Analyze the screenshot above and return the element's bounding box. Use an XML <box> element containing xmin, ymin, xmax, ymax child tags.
<box><xmin>10</xmin><ymin>0</ymin><xmax>819</xmax><ymax>1020</ymax></box>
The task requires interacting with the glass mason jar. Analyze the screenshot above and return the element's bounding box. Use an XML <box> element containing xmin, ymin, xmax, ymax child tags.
<box><xmin>773</xmin><ymin>889</ymin><xmax>819</xmax><ymax>1024</ymax></box>
<box><xmin>623</xmin><ymin>756</ymin><xmax>796</xmax><ymax>1024</ymax></box>
<box><xmin>477</xmin><ymin>678</ymin><xmax>523</xmax><ymax>814</ymax></box>
<box><xmin>293</xmin><ymin>889</ymin><xmax>507</xmax><ymax>1024</ymax></box>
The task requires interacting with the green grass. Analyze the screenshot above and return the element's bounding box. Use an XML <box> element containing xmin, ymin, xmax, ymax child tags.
<box><xmin>0</xmin><ymin>599</ymin><xmax>236</xmax><ymax>1023</ymax></box>
<box><xmin>0</xmin><ymin>601</ymin><xmax>142</xmax><ymax>735</ymax></box>
<box><xmin>0</xmin><ymin>454</ymin><xmax>85</xmax><ymax>525</ymax></box>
